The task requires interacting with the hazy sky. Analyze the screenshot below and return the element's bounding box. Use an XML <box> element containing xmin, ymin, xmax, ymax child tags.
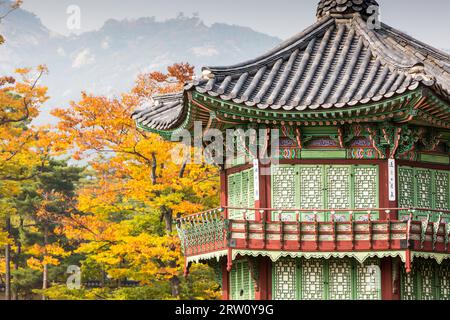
<box><xmin>22</xmin><ymin>0</ymin><xmax>450</xmax><ymax>49</ymax></box>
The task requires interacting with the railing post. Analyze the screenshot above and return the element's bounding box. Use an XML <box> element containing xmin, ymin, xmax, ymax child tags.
<box><xmin>314</xmin><ymin>212</ymin><xmax>319</xmax><ymax>250</ymax></box>
<box><xmin>244</xmin><ymin>210</ymin><xmax>249</xmax><ymax>248</ymax></box>
<box><xmin>296</xmin><ymin>211</ymin><xmax>302</xmax><ymax>250</ymax></box>
<box><xmin>350</xmin><ymin>211</ymin><xmax>355</xmax><ymax>250</ymax></box>
<box><xmin>260</xmin><ymin>210</ymin><xmax>266</xmax><ymax>250</ymax></box>
<box><xmin>368</xmin><ymin>211</ymin><xmax>373</xmax><ymax>250</ymax></box>
<box><xmin>386</xmin><ymin>210</ymin><xmax>391</xmax><ymax>249</ymax></box>
<box><xmin>331</xmin><ymin>211</ymin><xmax>337</xmax><ymax>250</ymax></box>
<box><xmin>279</xmin><ymin>211</ymin><xmax>284</xmax><ymax>250</ymax></box>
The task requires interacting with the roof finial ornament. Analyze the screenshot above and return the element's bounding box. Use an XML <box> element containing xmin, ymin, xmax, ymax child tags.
<box><xmin>316</xmin><ymin>0</ymin><xmax>379</xmax><ymax>20</ymax></box>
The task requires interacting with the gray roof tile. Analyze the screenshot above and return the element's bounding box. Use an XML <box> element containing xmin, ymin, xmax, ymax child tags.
<box><xmin>134</xmin><ymin>1</ymin><xmax>450</xmax><ymax>131</ymax></box>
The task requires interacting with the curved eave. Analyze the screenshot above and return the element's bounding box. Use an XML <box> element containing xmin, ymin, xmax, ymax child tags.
<box><xmin>133</xmin><ymin>12</ymin><xmax>450</xmax><ymax>134</ymax></box>
<box><xmin>191</xmin><ymin>87</ymin><xmax>450</xmax><ymax>129</ymax></box>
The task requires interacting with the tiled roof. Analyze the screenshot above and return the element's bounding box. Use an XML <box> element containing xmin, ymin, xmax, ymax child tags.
<box><xmin>134</xmin><ymin>1</ymin><xmax>450</xmax><ymax>131</ymax></box>
<box><xmin>316</xmin><ymin>0</ymin><xmax>380</xmax><ymax>19</ymax></box>
<box><xmin>132</xmin><ymin>93</ymin><xmax>184</xmax><ymax>131</ymax></box>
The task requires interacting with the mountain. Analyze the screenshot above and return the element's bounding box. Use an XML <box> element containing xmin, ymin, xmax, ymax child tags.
<box><xmin>0</xmin><ymin>9</ymin><xmax>281</xmax><ymax>124</ymax></box>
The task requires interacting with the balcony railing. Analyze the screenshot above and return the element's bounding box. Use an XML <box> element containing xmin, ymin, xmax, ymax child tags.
<box><xmin>176</xmin><ymin>208</ymin><xmax>450</xmax><ymax>257</ymax></box>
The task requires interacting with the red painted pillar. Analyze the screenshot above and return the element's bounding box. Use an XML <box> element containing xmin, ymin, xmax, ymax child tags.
<box><xmin>222</xmin><ymin>260</ymin><xmax>230</xmax><ymax>300</ymax></box>
<box><xmin>220</xmin><ymin>170</ymin><xmax>228</xmax><ymax>218</ymax></box>
<box><xmin>380</xmin><ymin>257</ymin><xmax>400</xmax><ymax>300</ymax></box>
<box><xmin>255</xmin><ymin>257</ymin><xmax>272</xmax><ymax>300</ymax></box>
<box><xmin>220</xmin><ymin>170</ymin><xmax>231</xmax><ymax>300</ymax></box>
<box><xmin>379</xmin><ymin>158</ymin><xmax>398</xmax><ymax>220</ymax></box>
<box><xmin>255</xmin><ymin>160</ymin><xmax>270</xmax><ymax>221</ymax></box>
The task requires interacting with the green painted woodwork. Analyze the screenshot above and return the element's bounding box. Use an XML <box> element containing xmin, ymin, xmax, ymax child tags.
<box><xmin>271</xmin><ymin>165</ymin><xmax>379</xmax><ymax>221</ymax></box>
<box><xmin>301</xmin><ymin>150</ymin><xmax>347</xmax><ymax>159</ymax></box>
<box><xmin>272</xmin><ymin>258</ymin><xmax>381</xmax><ymax>300</ymax></box>
<box><xmin>301</xmin><ymin>259</ymin><xmax>325</xmax><ymax>300</ymax></box>
<box><xmin>401</xmin><ymin>260</ymin><xmax>450</xmax><ymax>300</ymax></box>
<box><xmin>271</xmin><ymin>166</ymin><xmax>298</xmax><ymax>220</ymax></box>
<box><xmin>419</xmin><ymin>154</ymin><xmax>450</xmax><ymax>165</ymax></box>
<box><xmin>227</xmin><ymin>169</ymin><xmax>255</xmax><ymax>219</ymax></box>
<box><xmin>230</xmin><ymin>260</ymin><xmax>255</xmax><ymax>300</ymax></box>
<box><xmin>273</xmin><ymin>258</ymin><xmax>298</xmax><ymax>300</ymax></box>
<box><xmin>328</xmin><ymin>259</ymin><xmax>353</xmax><ymax>300</ymax></box>
<box><xmin>326</xmin><ymin>166</ymin><xmax>352</xmax><ymax>211</ymax></box>
<box><xmin>356</xmin><ymin>259</ymin><xmax>382</xmax><ymax>300</ymax></box>
<box><xmin>398</xmin><ymin>166</ymin><xmax>450</xmax><ymax>221</ymax></box>
<box><xmin>192</xmin><ymin>89</ymin><xmax>426</xmax><ymax>126</ymax></box>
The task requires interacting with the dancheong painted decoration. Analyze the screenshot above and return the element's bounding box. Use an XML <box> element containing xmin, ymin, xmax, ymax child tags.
<box><xmin>133</xmin><ymin>0</ymin><xmax>450</xmax><ymax>300</ymax></box>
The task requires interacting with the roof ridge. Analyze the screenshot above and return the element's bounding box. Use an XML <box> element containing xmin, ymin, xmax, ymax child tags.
<box><xmin>352</xmin><ymin>15</ymin><xmax>418</xmax><ymax>70</ymax></box>
<box><xmin>380</xmin><ymin>23</ymin><xmax>450</xmax><ymax>62</ymax></box>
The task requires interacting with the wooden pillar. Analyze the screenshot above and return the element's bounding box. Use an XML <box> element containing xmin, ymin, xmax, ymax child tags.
<box><xmin>261</xmin><ymin>162</ymin><xmax>272</xmax><ymax>222</ymax></box>
<box><xmin>221</xmin><ymin>260</ymin><xmax>230</xmax><ymax>300</ymax></box>
<box><xmin>255</xmin><ymin>257</ymin><xmax>272</xmax><ymax>300</ymax></box>
<box><xmin>379</xmin><ymin>158</ymin><xmax>398</xmax><ymax>220</ymax></box>
<box><xmin>381</xmin><ymin>257</ymin><xmax>400</xmax><ymax>300</ymax></box>
<box><xmin>255</xmin><ymin>161</ymin><xmax>270</xmax><ymax>221</ymax></box>
<box><xmin>220</xmin><ymin>170</ymin><xmax>228</xmax><ymax>218</ymax></box>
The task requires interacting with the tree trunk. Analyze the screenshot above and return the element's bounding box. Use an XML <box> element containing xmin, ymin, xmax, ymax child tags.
<box><xmin>4</xmin><ymin>216</ymin><xmax>11</xmax><ymax>300</ymax></box>
<box><xmin>42</xmin><ymin>226</ymin><xmax>48</xmax><ymax>300</ymax></box>
<box><xmin>170</xmin><ymin>276</ymin><xmax>181</xmax><ymax>297</ymax></box>
<box><xmin>12</xmin><ymin>218</ymin><xmax>23</xmax><ymax>300</ymax></box>
<box><xmin>163</xmin><ymin>208</ymin><xmax>173</xmax><ymax>234</ymax></box>
<box><xmin>151</xmin><ymin>152</ymin><xmax>157</xmax><ymax>185</ymax></box>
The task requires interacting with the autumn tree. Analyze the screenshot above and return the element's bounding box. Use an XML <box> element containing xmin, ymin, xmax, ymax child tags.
<box><xmin>0</xmin><ymin>66</ymin><xmax>51</xmax><ymax>300</ymax></box>
<box><xmin>53</xmin><ymin>63</ymin><xmax>220</xmax><ymax>298</ymax></box>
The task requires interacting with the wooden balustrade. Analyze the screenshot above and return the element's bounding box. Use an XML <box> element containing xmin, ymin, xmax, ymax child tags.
<box><xmin>176</xmin><ymin>208</ymin><xmax>450</xmax><ymax>257</ymax></box>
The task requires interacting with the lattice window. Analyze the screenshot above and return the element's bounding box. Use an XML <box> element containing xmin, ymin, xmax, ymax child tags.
<box><xmin>354</xmin><ymin>166</ymin><xmax>378</xmax><ymax>209</ymax></box>
<box><xmin>301</xmin><ymin>259</ymin><xmax>324</xmax><ymax>300</ymax></box>
<box><xmin>402</xmin><ymin>270</ymin><xmax>416</xmax><ymax>300</ymax></box>
<box><xmin>299</xmin><ymin>166</ymin><xmax>323</xmax><ymax>210</ymax></box>
<box><xmin>227</xmin><ymin>169</ymin><xmax>255</xmax><ymax>219</ymax></box>
<box><xmin>230</xmin><ymin>260</ymin><xmax>255</xmax><ymax>300</ymax></box>
<box><xmin>273</xmin><ymin>259</ymin><xmax>297</xmax><ymax>300</ymax></box>
<box><xmin>356</xmin><ymin>259</ymin><xmax>381</xmax><ymax>300</ymax></box>
<box><xmin>439</xmin><ymin>263</ymin><xmax>450</xmax><ymax>300</ymax></box>
<box><xmin>435</xmin><ymin>171</ymin><xmax>449</xmax><ymax>211</ymax></box>
<box><xmin>328</xmin><ymin>259</ymin><xmax>352</xmax><ymax>300</ymax></box>
<box><xmin>419</xmin><ymin>261</ymin><xmax>435</xmax><ymax>300</ymax></box>
<box><xmin>398</xmin><ymin>167</ymin><xmax>415</xmax><ymax>208</ymax></box>
<box><xmin>272</xmin><ymin>166</ymin><xmax>298</xmax><ymax>221</ymax></box>
<box><xmin>228</xmin><ymin>173</ymin><xmax>240</xmax><ymax>219</ymax></box>
<box><xmin>326</xmin><ymin>166</ymin><xmax>351</xmax><ymax>209</ymax></box>
<box><xmin>399</xmin><ymin>167</ymin><xmax>450</xmax><ymax>221</ymax></box>
<box><xmin>416</xmin><ymin>169</ymin><xmax>433</xmax><ymax>209</ymax></box>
